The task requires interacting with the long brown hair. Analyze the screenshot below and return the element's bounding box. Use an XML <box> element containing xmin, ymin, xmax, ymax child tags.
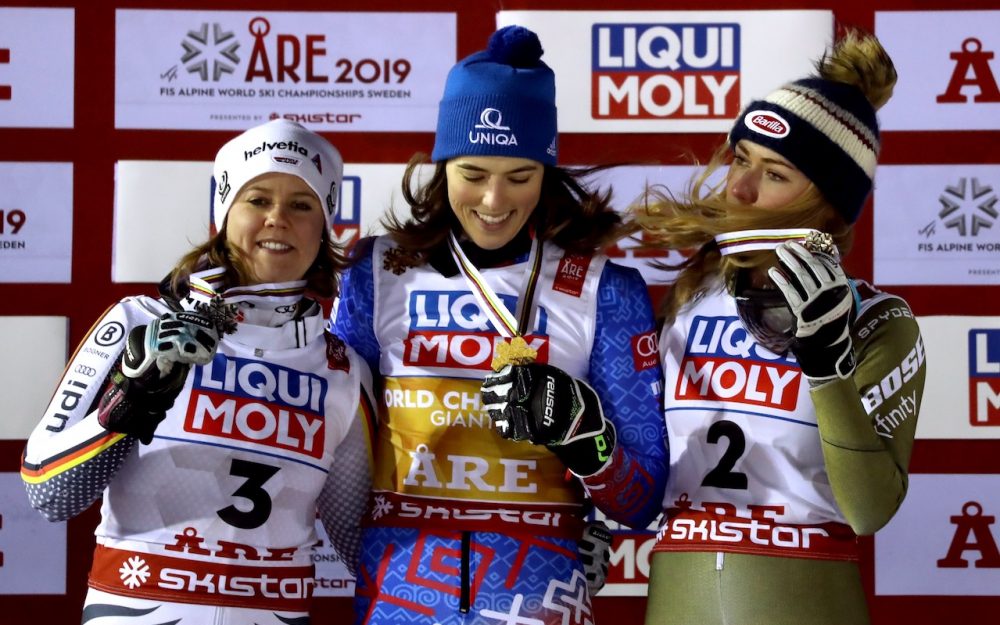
<box><xmin>381</xmin><ymin>153</ymin><xmax>622</xmax><ymax>261</ymax></box>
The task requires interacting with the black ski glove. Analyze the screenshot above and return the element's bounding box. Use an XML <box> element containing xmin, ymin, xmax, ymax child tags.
<box><xmin>98</xmin><ymin>311</ymin><xmax>219</xmax><ymax>443</ymax></box>
<box><xmin>481</xmin><ymin>363</ymin><xmax>616</xmax><ymax>476</ymax></box>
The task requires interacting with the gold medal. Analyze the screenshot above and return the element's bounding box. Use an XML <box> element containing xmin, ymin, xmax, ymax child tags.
<box><xmin>491</xmin><ymin>336</ymin><xmax>538</xmax><ymax>372</ymax></box>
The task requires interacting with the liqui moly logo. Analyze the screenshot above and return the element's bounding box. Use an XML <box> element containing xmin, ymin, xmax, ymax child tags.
<box><xmin>591</xmin><ymin>23</ymin><xmax>740</xmax><ymax>120</ymax></box>
<box><xmin>676</xmin><ymin>316</ymin><xmax>800</xmax><ymax>410</ymax></box>
<box><xmin>969</xmin><ymin>329</ymin><xmax>1000</xmax><ymax>427</ymax></box>
<box><xmin>404</xmin><ymin>291</ymin><xmax>550</xmax><ymax>370</ymax></box>
<box><xmin>744</xmin><ymin>110</ymin><xmax>790</xmax><ymax>138</ymax></box>
<box><xmin>186</xmin><ymin>355</ymin><xmax>328</xmax><ymax>458</ymax></box>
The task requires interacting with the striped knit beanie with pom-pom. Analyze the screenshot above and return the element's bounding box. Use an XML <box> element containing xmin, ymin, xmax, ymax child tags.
<box><xmin>728</xmin><ymin>77</ymin><xmax>880</xmax><ymax>224</ymax></box>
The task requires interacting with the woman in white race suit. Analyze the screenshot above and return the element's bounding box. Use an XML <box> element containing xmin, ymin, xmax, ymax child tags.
<box><xmin>21</xmin><ymin>119</ymin><xmax>375</xmax><ymax>625</ymax></box>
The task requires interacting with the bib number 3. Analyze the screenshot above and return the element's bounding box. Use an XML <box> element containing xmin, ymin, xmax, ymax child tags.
<box><xmin>217</xmin><ymin>458</ymin><xmax>280</xmax><ymax>529</ymax></box>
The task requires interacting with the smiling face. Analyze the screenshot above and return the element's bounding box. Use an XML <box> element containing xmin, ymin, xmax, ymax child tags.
<box><xmin>445</xmin><ymin>156</ymin><xmax>544</xmax><ymax>250</ymax></box>
<box><xmin>224</xmin><ymin>172</ymin><xmax>326</xmax><ymax>285</ymax></box>
<box><xmin>726</xmin><ymin>140</ymin><xmax>813</xmax><ymax>209</ymax></box>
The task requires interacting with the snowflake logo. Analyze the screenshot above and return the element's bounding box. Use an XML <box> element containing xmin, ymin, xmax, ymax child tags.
<box><xmin>119</xmin><ymin>555</ymin><xmax>151</xmax><ymax>589</ymax></box>
<box><xmin>371</xmin><ymin>495</ymin><xmax>393</xmax><ymax>520</ymax></box>
<box><xmin>937</xmin><ymin>177</ymin><xmax>998</xmax><ymax>237</ymax></box>
<box><xmin>180</xmin><ymin>23</ymin><xmax>240</xmax><ymax>81</ymax></box>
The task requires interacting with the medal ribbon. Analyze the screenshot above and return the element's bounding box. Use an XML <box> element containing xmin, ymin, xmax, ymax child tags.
<box><xmin>447</xmin><ymin>231</ymin><xmax>543</xmax><ymax>338</ymax></box>
<box><xmin>714</xmin><ymin>228</ymin><xmax>819</xmax><ymax>256</ymax></box>
<box><xmin>188</xmin><ymin>267</ymin><xmax>307</xmax><ymax>307</ymax></box>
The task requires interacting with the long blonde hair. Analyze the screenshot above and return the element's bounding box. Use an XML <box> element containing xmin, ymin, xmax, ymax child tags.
<box><xmin>632</xmin><ymin>30</ymin><xmax>893</xmax><ymax>322</ymax></box>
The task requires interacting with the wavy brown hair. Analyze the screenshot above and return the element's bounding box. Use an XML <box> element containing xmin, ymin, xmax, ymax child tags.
<box><xmin>168</xmin><ymin>226</ymin><xmax>348</xmax><ymax>301</ymax></box>
<box><xmin>381</xmin><ymin>153</ymin><xmax>622</xmax><ymax>261</ymax></box>
<box><xmin>630</xmin><ymin>30</ymin><xmax>892</xmax><ymax>323</ymax></box>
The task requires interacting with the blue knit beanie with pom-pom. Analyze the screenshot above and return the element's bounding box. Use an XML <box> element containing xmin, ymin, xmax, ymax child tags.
<box><xmin>431</xmin><ymin>25</ymin><xmax>557</xmax><ymax>165</ymax></box>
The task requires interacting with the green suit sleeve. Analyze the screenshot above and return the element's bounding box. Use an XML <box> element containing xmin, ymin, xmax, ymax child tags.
<box><xmin>809</xmin><ymin>296</ymin><xmax>926</xmax><ymax>535</ymax></box>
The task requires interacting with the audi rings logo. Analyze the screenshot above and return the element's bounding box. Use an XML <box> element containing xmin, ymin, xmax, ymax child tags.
<box><xmin>475</xmin><ymin>108</ymin><xmax>511</xmax><ymax>131</ymax></box>
<box><xmin>74</xmin><ymin>364</ymin><xmax>98</xmax><ymax>377</ymax></box>
<box><xmin>631</xmin><ymin>331</ymin><xmax>658</xmax><ymax>371</ymax></box>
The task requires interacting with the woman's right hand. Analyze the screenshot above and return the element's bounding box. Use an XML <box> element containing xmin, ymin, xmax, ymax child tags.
<box><xmin>123</xmin><ymin>311</ymin><xmax>220</xmax><ymax>380</ymax></box>
<box><xmin>97</xmin><ymin>311</ymin><xmax>219</xmax><ymax>443</ymax></box>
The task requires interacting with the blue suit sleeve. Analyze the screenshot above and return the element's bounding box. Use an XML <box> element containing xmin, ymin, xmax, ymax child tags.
<box><xmin>583</xmin><ymin>261</ymin><xmax>668</xmax><ymax>529</ymax></box>
<box><xmin>331</xmin><ymin>238</ymin><xmax>381</xmax><ymax>376</ymax></box>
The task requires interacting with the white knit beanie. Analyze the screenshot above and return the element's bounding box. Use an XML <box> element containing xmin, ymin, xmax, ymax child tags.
<box><xmin>211</xmin><ymin>119</ymin><xmax>343</xmax><ymax>232</ymax></box>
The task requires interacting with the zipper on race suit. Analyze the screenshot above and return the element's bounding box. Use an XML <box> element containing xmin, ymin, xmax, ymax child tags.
<box><xmin>460</xmin><ymin>531</ymin><xmax>471</xmax><ymax>613</ymax></box>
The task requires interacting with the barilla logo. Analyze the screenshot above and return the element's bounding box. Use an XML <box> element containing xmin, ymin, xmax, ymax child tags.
<box><xmin>676</xmin><ymin>316</ymin><xmax>800</xmax><ymax>410</ymax></box>
<box><xmin>744</xmin><ymin>110</ymin><xmax>790</xmax><ymax>138</ymax></box>
<box><xmin>470</xmin><ymin>108</ymin><xmax>518</xmax><ymax>147</ymax></box>
<box><xmin>186</xmin><ymin>354</ymin><xmax>327</xmax><ymax>458</ymax></box>
<box><xmin>553</xmin><ymin>253</ymin><xmax>590</xmax><ymax>297</ymax></box>
<box><xmin>244</xmin><ymin>140</ymin><xmax>310</xmax><ymax>161</ymax></box>
<box><xmin>969</xmin><ymin>329</ymin><xmax>1000</xmax><ymax>427</ymax></box>
<box><xmin>404</xmin><ymin>291</ymin><xmax>549</xmax><ymax>370</ymax></box>
<box><xmin>591</xmin><ymin>23</ymin><xmax>741</xmax><ymax>119</ymax></box>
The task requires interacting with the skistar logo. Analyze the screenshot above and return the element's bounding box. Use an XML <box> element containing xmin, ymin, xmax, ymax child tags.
<box><xmin>404</xmin><ymin>291</ymin><xmax>550</xmax><ymax>370</ymax></box>
<box><xmin>676</xmin><ymin>315</ymin><xmax>801</xmax><ymax>410</ymax></box>
<box><xmin>591</xmin><ymin>23</ymin><xmax>741</xmax><ymax>119</ymax></box>
<box><xmin>186</xmin><ymin>355</ymin><xmax>328</xmax><ymax>458</ymax></box>
<box><xmin>937</xmin><ymin>38</ymin><xmax>1000</xmax><ymax>104</ymax></box>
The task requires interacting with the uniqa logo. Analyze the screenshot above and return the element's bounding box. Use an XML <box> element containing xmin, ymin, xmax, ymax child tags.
<box><xmin>744</xmin><ymin>110</ymin><xmax>789</xmax><ymax>138</ymax></box>
<box><xmin>469</xmin><ymin>108</ymin><xmax>519</xmax><ymax>147</ymax></box>
<box><xmin>474</xmin><ymin>108</ymin><xmax>511</xmax><ymax>131</ymax></box>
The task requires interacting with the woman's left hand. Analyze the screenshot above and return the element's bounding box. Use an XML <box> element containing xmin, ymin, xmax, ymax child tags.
<box><xmin>481</xmin><ymin>363</ymin><xmax>616</xmax><ymax>476</ymax></box>
<box><xmin>769</xmin><ymin>241</ymin><xmax>855</xmax><ymax>381</ymax></box>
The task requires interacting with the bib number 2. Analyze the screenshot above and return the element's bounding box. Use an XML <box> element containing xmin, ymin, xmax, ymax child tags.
<box><xmin>700</xmin><ymin>420</ymin><xmax>748</xmax><ymax>490</ymax></box>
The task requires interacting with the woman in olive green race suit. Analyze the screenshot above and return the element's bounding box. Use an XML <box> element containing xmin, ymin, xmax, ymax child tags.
<box><xmin>635</xmin><ymin>31</ymin><xmax>925</xmax><ymax>625</ymax></box>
